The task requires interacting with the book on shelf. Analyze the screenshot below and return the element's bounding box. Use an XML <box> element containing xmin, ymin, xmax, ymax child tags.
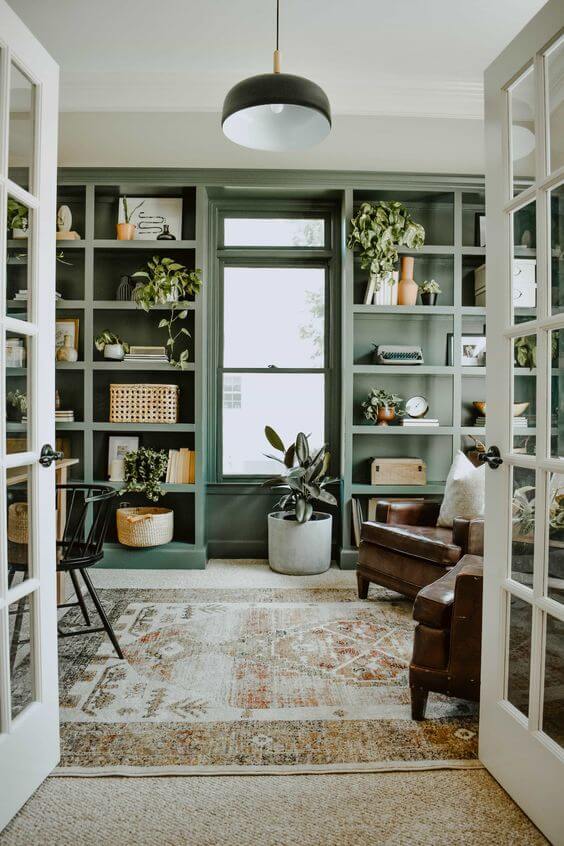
<box><xmin>351</xmin><ymin>497</ymin><xmax>363</xmax><ymax>548</ymax></box>
<box><xmin>165</xmin><ymin>448</ymin><xmax>196</xmax><ymax>484</ymax></box>
<box><xmin>474</xmin><ymin>417</ymin><xmax>528</xmax><ymax>428</ymax></box>
<box><xmin>401</xmin><ymin>418</ymin><xmax>439</xmax><ymax>427</ymax></box>
<box><xmin>55</xmin><ymin>410</ymin><xmax>75</xmax><ymax>422</ymax></box>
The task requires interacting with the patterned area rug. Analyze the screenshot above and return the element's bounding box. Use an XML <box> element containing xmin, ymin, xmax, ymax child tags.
<box><xmin>54</xmin><ymin>585</ymin><xmax>479</xmax><ymax>775</ymax></box>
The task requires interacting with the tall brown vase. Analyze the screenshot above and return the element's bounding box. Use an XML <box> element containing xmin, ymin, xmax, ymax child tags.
<box><xmin>397</xmin><ymin>256</ymin><xmax>418</xmax><ymax>306</ymax></box>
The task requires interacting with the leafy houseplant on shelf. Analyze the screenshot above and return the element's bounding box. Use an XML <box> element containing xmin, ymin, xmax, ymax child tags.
<box><xmin>346</xmin><ymin>201</ymin><xmax>425</xmax><ymax>305</ymax></box>
<box><xmin>121</xmin><ymin>447</ymin><xmax>168</xmax><ymax>502</ymax></box>
<box><xmin>6</xmin><ymin>389</ymin><xmax>27</xmax><ymax>422</ymax></box>
<box><xmin>117</xmin><ymin>196</ymin><xmax>145</xmax><ymax>241</ymax></box>
<box><xmin>362</xmin><ymin>388</ymin><xmax>405</xmax><ymax>426</ymax></box>
<box><xmin>419</xmin><ymin>279</ymin><xmax>441</xmax><ymax>306</ymax></box>
<box><xmin>95</xmin><ymin>331</ymin><xmax>130</xmax><ymax>361</ymax></box>
<box><xmin>262</xmin><ymin>426</ymin><xmax>338</xmax><ymax>575</ymax></box>
<box><xmin>7</xmin><ymin>198</ymin><xmax>28</xmax><ymax>239</ymax></box>
<box><xmin>132</xmin><ymin>256</ymin><xmax>203</xmax><ymax>370</ymax></box>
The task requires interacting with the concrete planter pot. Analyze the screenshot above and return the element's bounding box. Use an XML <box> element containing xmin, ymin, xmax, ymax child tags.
<box><xmin>268</xmin><ymin>511</ymin><xmax>332</xmax><ymax>575</ymax></box>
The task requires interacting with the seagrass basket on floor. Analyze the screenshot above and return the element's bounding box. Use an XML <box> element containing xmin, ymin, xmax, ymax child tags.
<box><xmin>116</xmin><ymin>506</ymin><xmax>174</xmax><ymax>548</ymax></box>
<box><xmin>109</xmin><ymin>384</ymin><xmax>179</xmax><ymax>424</ymax></box>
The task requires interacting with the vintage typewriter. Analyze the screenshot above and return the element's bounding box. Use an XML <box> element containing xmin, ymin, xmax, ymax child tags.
<box><xmin>372</xmin><ymin>344</ymin><xmax>424</xmax><ymax>365</ymax></box>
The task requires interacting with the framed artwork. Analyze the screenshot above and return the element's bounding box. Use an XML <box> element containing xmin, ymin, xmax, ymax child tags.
<box><xmin>475</xmin><ymin>213</ymin><xmax>486</xmax><ymax>247</ymax></box>
<box><xmin>108</xmin><ymin>435</ymin><xmax>139</xmax><ymax>476</ymax></box>
<box><xmin>118</xmin><ymin>197</ymin><xmax>183</xmax><ymax>240</ymax></box>
<box><xmin>448</xmin><ymin>333</ymin><xmax>486</xmax><ymax>367</ymax></box>
<box><xmin>55</xmin><ymin>318</ymin><xmax>79</xmax><ymax>353</ymax></box>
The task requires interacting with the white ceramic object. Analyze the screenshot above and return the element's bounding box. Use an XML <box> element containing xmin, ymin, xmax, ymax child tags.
<box><xmin>104</xmin><ymin>343</ymin><xmax>125</xmax><ymax>360</ymax></box>
<box><xmin>57</xmin><ymin>204</ymin><xmax>72</xmax><ymax>232</ymax></box>
<box><xmin>267</xmin><ymin>511</ymin><xmax>332</xmax><ymax>575</ymax></box>
<box><xmin>109</xmin><ymin>458</ymin><xmax>125</xmax><ymax>482</ymax></box>
<box><xmin>12</xmin><ymin>228</ymin><xmax>27</xmax><ymax>239</ymax></box>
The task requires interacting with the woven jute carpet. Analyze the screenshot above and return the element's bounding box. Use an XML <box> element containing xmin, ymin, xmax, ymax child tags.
<box><xmin>51</xmin><ymin>576</ymin><xmax>479</xmax><ymax>775</ymax></box>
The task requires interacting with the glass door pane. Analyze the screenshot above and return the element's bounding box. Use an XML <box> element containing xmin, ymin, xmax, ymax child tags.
<box><xmin>8</xmin><ymin>62</ymin><xmax>35</xmax><ymax>191</ymax></box>
<box><xmin>507</xmin><ymin>595</ymin><xmax>532</xmax><ymax>717</ymax></box>
<box><xmin>542</xmin><ymin>614</ymin><xmax>564</xmax><ymax>747</ymax></box>
<box><xmin>512</xmin><ymin>201</ymin><xmax>537</xmax><ymax>323</ymax></box>
<box><xmin>546</xmin><ymin>36</ymin><xmax>564</xmax><ymax>174</ymax></box>
<box><xmin>510</xmin><ymin>67</ymin><xmax>536</xmax><ymax>196</ymax></box>
<box><xmin>6</xmin><ymin>195</ymin><xmax>32</xmax><ymax>321</ymax></box>
<box><xmin>551</xmin><ymin>183</ymin><xmax>564</xmax><ymax>316</ymax></box>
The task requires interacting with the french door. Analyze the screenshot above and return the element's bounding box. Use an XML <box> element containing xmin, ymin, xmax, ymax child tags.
<box><xmin>482</xmin><ymin>2</ymin><xmax>564</xmax><ymax>843</ymax></box>
<box><xmin>0</xmin><ymin>0</ymin><xmax>60</xmax><ymax>830</ymax></box>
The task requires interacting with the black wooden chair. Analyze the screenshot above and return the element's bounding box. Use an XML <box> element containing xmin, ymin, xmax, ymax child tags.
<box><xmin>9</xmin><ymin>483</ymin><xmax>123</xmax><ymax>664</ymax></box>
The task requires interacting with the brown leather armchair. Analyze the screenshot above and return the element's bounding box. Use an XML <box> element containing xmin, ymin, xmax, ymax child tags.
<box><xmin>357</xmin><ymin>499</ymin><xmax>484</xmax><ymax>600</ymax></box>
<box><xmin>410</xmin><ymin>554</ymin><xmax>483</xmax><ymax>719</ymax></box>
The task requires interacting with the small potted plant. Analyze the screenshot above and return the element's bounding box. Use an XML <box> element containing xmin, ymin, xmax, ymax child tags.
<box><xmin>117</xmin><ymin>196</ymin><xmax>145</xmax><ymax>241</ymax></box>
<box><xmin>7</xmin><ymin>198</ymin><xmax>28</xmax><ymax>239</ymax></box>
<box><xmin>419</xmin><ymin>279</ymin><xmax>441</xmax><ymax>306</ymax></box>
<box><xmin>347</xmin><ymin>201</ymin><xmax>425</xmax><ymax>303</ymax></box>
<box><xmin>362</xmin><ymin>388</ymin><xmax>405</xmax><ymax>426</ymax></box>
<box><xmin>6</xmin><ymin>389</ymin><xmax>27</xmax><ymax>422</ymax></box>
<box><xmin>132</xmin><ymin>256</ymin><xmax>203</xmax><ymax>370</ymax></box>
<box><xmin>262</xmin><ymin>427</ymin><xmax>338</xmax><ymax>575</ymax></box>
<box><xmin>95</xmin><ymin>330</ymin><xmax>129</xmax><ymax>361</ymax></box>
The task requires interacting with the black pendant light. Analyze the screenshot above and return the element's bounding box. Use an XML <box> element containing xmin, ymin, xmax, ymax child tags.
<box><xmin>222</xmin><ymin>0</ymin><xmax>331</xmax><ymax>151</ymax></box>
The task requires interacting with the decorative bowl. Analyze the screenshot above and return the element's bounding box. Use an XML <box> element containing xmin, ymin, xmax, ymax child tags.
<box><xmin>473</xmin><ymin>401</ymin><xmax>529</xmax><ymax>417</ymax></box>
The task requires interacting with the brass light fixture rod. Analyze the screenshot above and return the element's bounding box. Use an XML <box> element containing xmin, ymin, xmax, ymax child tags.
<box><xmin>273</xmin><ymin>0</ymin><xmax>281</xmax><ymax>73</ymax></box>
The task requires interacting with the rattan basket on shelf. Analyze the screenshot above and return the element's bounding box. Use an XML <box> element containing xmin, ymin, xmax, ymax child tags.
<box><xmin>7</xmin><ymin>502</ymin><xmax>28</xmax><ymax>544</ymax></box>
<box><xmin>116</xmin><ymin>506</ymin><xmax>174</xmax><ymax>548</ymax></box>
<box><xmin>109</xmin><ymin>383</ymin><xmax>179</xmax><ymax>424</ymax></box>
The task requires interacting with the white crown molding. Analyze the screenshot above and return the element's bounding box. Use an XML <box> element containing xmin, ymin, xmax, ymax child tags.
<box><xmin>59</xmin><ymin>72</ymin><xmax>484</xmax><ymax>120</ymax></box>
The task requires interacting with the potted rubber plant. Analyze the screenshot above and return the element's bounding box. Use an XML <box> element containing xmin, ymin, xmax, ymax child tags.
<box><xmin>419</xmin><ymin>279</ymin><xmax>441</xmax><ymax>306</ymax></box>
<box><xmin>347</xmin><ymin>201</ymin><xmax>425</xmax><ymax>302</ymax></box>
<box><xmin>262</xmin><ymin>427</ymin><xmax>338</xmax><ymax>575</ymax></box>
<box><xmin>117</xmin><ymin>196</ymin><xmax>145</xmax><ymax>240</ymax></box>
<box><xmin>362</xmin><ymin>388</ymin><xmax>405</xmax><ymax>426</ymax></box>
<box><xmin>132</xmin><ymin>256</ymin><xmax>203</xmax><ymax>370</ymax></box>
<box><xmin>95</xmin><ymin>330</ymin><xmax>130</xmax><ymax>361</ymax></box>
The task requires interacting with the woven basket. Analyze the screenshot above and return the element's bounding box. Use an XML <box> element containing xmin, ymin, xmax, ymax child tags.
<box><xmin>8</xmin><ymin>502</ymin><xmax>28</xmax><ymax>544</ymax></box>
<box><xmin>110</xmin><ymin>384</ymin><xmax>179</xmax><ymax>424</ymax></box>
<box><xmin>116</xmin><ymin>506</ymin><xmax>174</xmax><ymax>548</ymax></box>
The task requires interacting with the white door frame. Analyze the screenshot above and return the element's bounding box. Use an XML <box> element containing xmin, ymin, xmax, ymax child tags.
<box><xmin>482</xmin><ymin>2</ymin><xmax>564</xmax><ymax>843</ymax></box>
<box><xmin>0</xmin><ymin>0</ymin><xmax>59</xmax><ymax>830</ymax></box>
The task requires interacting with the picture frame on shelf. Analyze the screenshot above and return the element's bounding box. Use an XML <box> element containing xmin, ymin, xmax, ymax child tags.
<box><xmin>448</xmin><ymin>333</ymin><xmax>486</xmax><ymax>367</ymax></box>
<box><xmin>108</xmin><ymin>435</ymin><xmax>139</xmax><ymax>477</ymax></box>
<box><xmin>55</xmin><ymin>318</ymin><xmax>79</xmax><ymax>354</ymax></box>
<box><xmin>475</xmin><ymin>213</ymin><xmax>486</xmax><ymax>247</ymax></box>
<box><xmin>6</xmin><ymin>336</ymin><xmax>26</xmax><ymax>367</ymax></box>
<box><xmin>118</xmin><ymin>197</ymin><xmax>183</xmax><ymax>240</ymax></box>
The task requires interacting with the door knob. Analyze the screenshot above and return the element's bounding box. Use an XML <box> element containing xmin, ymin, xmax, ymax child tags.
<box><xmin>477</xmin><ymin>445</ymin><xmax>503</xmax><ymax>469</ymax></box>
<box><xmin>39</xmin><ymin>444</ymin><xmax>64</xmax><ymax>467</ymax></box>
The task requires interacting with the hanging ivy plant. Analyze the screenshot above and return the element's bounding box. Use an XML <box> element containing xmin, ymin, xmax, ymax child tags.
<box><xmin>122</xmin><ymin>447</ymin><xmax>168</xmax><ymax>502</ymax></box>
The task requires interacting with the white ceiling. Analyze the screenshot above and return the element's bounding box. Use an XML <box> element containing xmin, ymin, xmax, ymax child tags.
<box><xmin>8</xmin><ymin>0</ymin><xmax>546</xmax><ymax>118</ymax></box>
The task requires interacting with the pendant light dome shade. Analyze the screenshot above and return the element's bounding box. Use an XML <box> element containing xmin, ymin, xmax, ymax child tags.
<box><xmin>222</xmin><ymin>72</ymin><xmax>331</xmax><ymax>151</ymax></box>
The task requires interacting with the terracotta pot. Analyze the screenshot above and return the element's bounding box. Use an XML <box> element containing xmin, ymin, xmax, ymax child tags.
<box><xmin>377</xmin><ymin>406</ymin><xmax>395</xmax><ymax>426</ymax></box>
<box><xmin>397</xmin><ymin>256</ymin><xmax>418</xmax><ymax>306</ymax></box>
<box><xmin>116</xmin><ymin>222</ymin><xmax>136</xmax><ymax>241</ymax></box>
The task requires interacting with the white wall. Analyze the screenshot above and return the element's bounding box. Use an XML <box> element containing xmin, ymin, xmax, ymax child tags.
<box><xmin>58</xmin><ymin>112</ymin><xmax>485</xmax><ymax>173</ymax></box>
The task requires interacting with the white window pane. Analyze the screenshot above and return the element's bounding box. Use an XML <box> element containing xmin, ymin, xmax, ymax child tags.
<box><xmin>547</xmin><ymin>36</ymin><xmax>564</xmax><ymax>174</ymax></box>
<box><xmin>224</xmin><ymin>267</ymin><xmax>325</xmax><ymax>367</ymax></box>
<box><xmin>222</xmin><ymin>373</ymin><xmax>324</xmax><ymax>475</ymax></box>
<box><xmin>510</xmin><ymin>67</ymin><xmax>535</xmax><ymax>196</ymax></box>
<box><xmin>224</xmin><ymin>218</ymin><xmax>324</xmax><ymax>247</ymax></box>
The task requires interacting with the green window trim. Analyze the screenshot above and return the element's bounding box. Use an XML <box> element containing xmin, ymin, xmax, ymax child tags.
<box><xmin>207</xmin><ymin>197</ymin><xmax>341</xmax><ymax>485</ymax></box>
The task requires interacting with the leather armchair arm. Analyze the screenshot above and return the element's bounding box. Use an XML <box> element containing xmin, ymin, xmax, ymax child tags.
<box><xmin>375</xmin><ymin>499</ymin><xmax>441</xmax><ymax>527</ymax></box>
<box><xmin>452</xmin><ymin>517</ymin><xmax>484</xmax><ymax>556</ymax></box>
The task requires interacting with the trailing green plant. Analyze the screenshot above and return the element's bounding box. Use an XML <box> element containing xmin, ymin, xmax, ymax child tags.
<box><xmin>419</xmin><ymin>279</ymin><xmax>441</xmax><ymax>294</ymax></box>
<box><xmin>6</xmin><ymin>389</ymin><xmax>27</xmax><ymax>414</ymax></box>
<box><xmin>346</xmin><ymin>201</ymin><xmax>425</xmax><ymax>285</ymax></box>
<box><xmin>121</xmin><ymin>196</ymin><xmax>145</xmax><ymax>224</ymax></box>
<box><xmin>132</xmin><ymin>256</ymin><xmax>203</xmax><ymax>370</ymax></box>
<box><xmin>7</xmin><ymin>198</ymin><xmax>28</xmax><ymax>232</ymax></box>
<box><xmin>94</xmin><ymin>330</ymin><xmax>129</xmax><ymax>353</ymax></box>
<box><xmin>514</xmin><ymin>334</ymin><xmax>558</xmax><ymax>369</ymax></box>
<box><xmin>361</xmin><ymin>388</ymin><xmax>405</xmax><ymax>422</ymax></box>
<box><xmin>121</xmin><ymin>447</ymin><xmax>168</xmax><ymax>502</ymax></box>
<box><xmin>262</xmin><ymin>426</ymin><xmax>338</xmax><ymax>523</ymax></box>
<box><xmin>513</xmin><ymin>484</ymin><xmax>564</xmax><ymax>537</ymax></box>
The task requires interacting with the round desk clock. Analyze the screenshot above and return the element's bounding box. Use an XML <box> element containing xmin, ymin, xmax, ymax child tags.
<box><xmin>405</xmin><ymin>395</ymin><xmax>429</xmax><ymax>418</ymax></box>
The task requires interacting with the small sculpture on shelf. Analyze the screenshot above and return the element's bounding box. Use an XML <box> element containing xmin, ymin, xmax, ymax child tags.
<box><xmin>56</xmin><ymin>204</ymin><xmax>81</xmax><ymax>240</ymax></box>
<box><xmin>116</xmin><ymin>275</ymin><xmax>134</xmax><ymax>301</ymax></box>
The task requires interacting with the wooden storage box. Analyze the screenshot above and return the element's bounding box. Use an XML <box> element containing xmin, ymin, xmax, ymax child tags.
<box><xmin>370</xmin><ymin>457</ymin><xmax>426</xmax><ymax>486</ymax></box>
<box><xmin>109</xmin><ymin>383</ymin><xmax>179</xmax><ymax>424</ymax></box>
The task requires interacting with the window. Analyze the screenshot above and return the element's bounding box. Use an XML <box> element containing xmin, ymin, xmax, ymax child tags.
<box><xmin>214</xmin><ymin>208</ymin><xmax>336</xmax><ymax>479</ymax></box>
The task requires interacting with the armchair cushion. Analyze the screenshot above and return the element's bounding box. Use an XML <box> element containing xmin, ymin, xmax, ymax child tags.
<box><xmin>413</xmin><ymin>554</ymin><xmax>483</xmax><ymax>629</ymax></box>
<box><xmin>360</xmin><ymin>522</ymin><xmax>461</xmax><ymax>566</ymax></box>
<box><xmin>437</xmin><ymin>451</ymin><xmax>485</xmax><ymax>528</ymax></box>
<box><xmin>374</xmin><ymin>499</ymin><xmax>441</xmax><ymax>526</ymax></box>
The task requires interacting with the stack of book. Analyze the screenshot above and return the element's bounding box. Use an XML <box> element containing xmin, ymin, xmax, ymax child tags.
<box><xmin>55</xmin><ymin>409</ymin><xmax>75</xmax><ymax>423</ymax></box>
<box><xmin>401</xmin><ymin>417</ymin><xmax>439</xmax><ymax>428</ymax></box>
<box><xmin>165</xmin><ymin>448</ymin><xmax>196</xmax><ymax>484</ymax></box>
<box><xmin>474</xmin><ymin>416</ymin><xmax>528</xmax><ymax>428</ymax></box>
<box><xmin>124</xmin><ymin>345</ymin><xmax>168</xmax><ymax>364</ymax></box>
<box><xmin>12</xmin><ymin>290</ymin><xmax>62</xmax><ymax>301</ymax></box>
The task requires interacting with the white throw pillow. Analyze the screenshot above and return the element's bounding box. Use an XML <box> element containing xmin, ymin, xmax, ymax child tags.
<box><xmin>437</xmin><ymin>451</ymin><xmax>485</xmax><ymax>528</ymax></box>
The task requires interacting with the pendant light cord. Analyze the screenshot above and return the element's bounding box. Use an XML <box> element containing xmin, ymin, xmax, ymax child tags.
<box><xmin>273</xmin><ymin>0</ymin><xmax>281</xmax><ymax>72</ymax></box>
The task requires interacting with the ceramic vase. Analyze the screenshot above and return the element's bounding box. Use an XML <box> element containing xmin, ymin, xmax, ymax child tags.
<box><xmin>157</xmin><ymin>225</ymin><xmax>176</xmax><ymax>240</ymax></box>
<box><xmin>377</xmin><ymin>406</ymin><xmax>396</xmax><ymax>426</ymax></box>
<box><xmin>397</xmin><ymin>256</ymin><xmax>418</xmax><ymax>306</ymax></box>
<box><xmin>103</xmin><ymin>343</ymin><xmax>125</xmax><ymax>361</ymax></box>
<box><xmin>421</xmin><ymin>292</ymin><xmax>438</xmax><ymax>306</ymax></box>
<box><xmin>56</xmin><ymin>334</ymin><xmax>78</xmax><ymax>363</ymax></box>
<box><xmin>116</xmin><ymin>222</ymin><xmax>136</xmax><ymax>241</ymax></box>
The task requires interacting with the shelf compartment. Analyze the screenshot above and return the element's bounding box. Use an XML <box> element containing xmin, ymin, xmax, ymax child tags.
<box><xmin>101</xmin><ymin>491</ymin><xmax>196</xmax><ymax>546</ymax></box>
<box><xmin>354</xmin><ymin>312</ymin><xmax>454</xmax><ymax>367</ymax></box>
<box><xmin>352</xmin><ymin>433</ymin><xmax>453</xmax><ymax>487</ymax></box>
<box><xmin>94</xmin><ymin>185</ymin><xmax>196</xmax><ymax>240</ymax></box>
<box><xmin>93</xmin><ymin>430</ymin><xmax>195</xmax><ymax>485</ymax></box>
<box><xmin>354</xmin><ymin>372</ymin><xmax>454</xmax><ymax>426</ymax></box>
<box><xmin>93</xmin><ymin>370</ymin><xmax>195</xmax><ymax>424</ymax></box>
<box><xmin>462</xmin><ymin>254</ymin><xmax>485</xmax><ymax>307</ymax></box>
<box><xmin>93</xmin><ymin>247</ymin><xmax>196</xmax><ymax>300</ymax></box>
<box><xmin>462</xmin><ymin>191</ymin><xmax>485</xmax><ymax>247</ymax></box>
<box><xmin>353</xmin><ymin>253</ymin><xmax>454</xmax><ymax>307</ymax></box>
<box><xmin>93</xmin><ymin>307</ymin><xmax>195</xmax><ymax>362</ymax></box>
<box><xmin>353</xmin><ymin>189</ymin><xmax>455</xmax><ymax>246</ymax></box>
